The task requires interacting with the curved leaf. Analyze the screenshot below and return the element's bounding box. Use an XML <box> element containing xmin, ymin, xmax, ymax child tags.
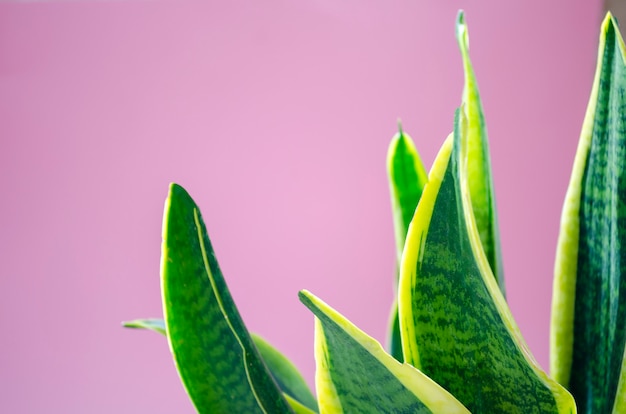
<box><xmin>456</xmin><ymin>10</ymin><xmax>505</xmax><ymax>296</ymax></box>
<box><xmin>299</xmin><ymin>289</ymin><xmax>470</xmax><ymax>414</ymax></box>
<box><xmin>386</xmin><ymin>125</ymin><xmax>428</xmax><ymax>362</ymax></box>
<box><xmin>122</xmin><ymin>318</ymin><xmax>166</xmax><ymax>335</ymax></box>
<box><xmin>398</xmin><ymin>122</ymin><xmax>575</xmax><ymax>412</ymax></box>
<box><xmin>251</xmin><ymin>334</ymin><xmax>318</xmax><ymax>413</ymax></box>
<box><xmin>551</xmin><ymin>12</ymin><xmax>626</xmax><ymax>413</ymax></box>
<box><xmin>161</xmin><ymin>183</ymin><xmax>292</xmax><ymax>413</ymax></box>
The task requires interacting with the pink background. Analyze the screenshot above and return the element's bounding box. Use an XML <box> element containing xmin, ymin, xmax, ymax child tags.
<box><xmin>0</xmin><ymin>1</ymin><xmax>603</xmax><ymax>412</ymax></box>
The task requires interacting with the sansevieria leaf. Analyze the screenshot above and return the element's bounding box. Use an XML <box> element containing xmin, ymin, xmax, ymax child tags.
<box><xmin>386</xmin><ymin>125</ymin><xmax>428</xmax><ymax>362</ymax></box>
<box><xmin>299</xmin><ymin>289</ymin><xmax>470</xmax><ymax>414</ymax></box>
<box><xmin>551</xmin><ymin>12</ymin><xmax>626</xmax><ymax>414</ymax></box>
<box><xmin>456</xmin><ymin>11</ymin><xmax>505</xmax><ymax>296</ymax></box>
<box><xmin>398</xmin><ymin>114</ymin><xmax>575</xmax><ymax>412</ymax></box>
<box><xmin>161</xmin><ymin>184</ymin><xmax>292</xmax><ymax>413</ymax></box>
<box><xmin>252</xmin><ymin>334</ymin><xmax>319</xmax><ymax>413</ymax></box>
<box><xmin>122</xmin><ymin>318</ymin><xmax>317</xmax><ymax>412</ymax></box>
<box><xmin>388</xmin><ymin>124</ymin><xmax>428</xmax><ymax>268</ymax></box>
<box><xmin>123</xmin><ymin>318</ymin><xmax>166</xmax><ymax>335</ymax></box>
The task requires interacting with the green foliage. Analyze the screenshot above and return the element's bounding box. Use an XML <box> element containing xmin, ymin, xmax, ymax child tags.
<box><xmin>551</xmin><ymin>13</ymin><xmax>626</xmax><ymax>414</ymax></box>
<box><xmin>125</xmin><ymin>10</ymin><xmax>626</xmax><ymax>413</ymax></box>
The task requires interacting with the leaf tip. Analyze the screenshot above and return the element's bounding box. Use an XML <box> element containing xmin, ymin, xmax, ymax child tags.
<box><xmin>298</xmin><ymin>289</ymin><xmax>313</xmax><ymax>307</ymax></box>
<box><xmin>455</xmin><ymin>9</ymin><xmax>469</xmax><ymax>52</ymax></box>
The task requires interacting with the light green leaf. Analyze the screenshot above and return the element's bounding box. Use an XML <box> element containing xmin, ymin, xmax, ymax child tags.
<box><xmin>456</xmin><ymin>10</ymin><xmax>505</xmax><ymax>296</ymax></box>
<box><xmin>283</xmin><ymin>394</ymin><xmax>318</xmax><ymax>414</ymax></box>
<box><xmin>299</xmin><ymin>289</ymin><xmax>470</xmax><ymax>414</ymax></box>
<box><xmin>398</xmin><ymin>116</ymin><xmax>575</xmax><ymax>412</ymax></box>
<box><xmin>251</xmin><ymin>334</ymin><xmax>318</xmax><ymax>413</ymax></box>
<box><xmin>161</xmin><ymin>183</ymin><xmax>292</xmax><ymax>414</ymax></box>
<box><xmin>122</xmin><ymin>318</ymin><xmax>317</xmax><ymax>412</ymax></box>
<box><xmin>122</xmin><ymin>318</ymin><xmax>166</xmax><ymax>335</ymax></box>
<box><xmin>550</xmin><ymin>12</ymin><xmax>626</xmax><ymax>414</ymax></box>
<box><xmin>386</xmin><ymin>125</ymin><xmax>428</xmax><ymax>362</ymax></box>
<box><xmin>388</xmin><ymin>124</ymin><xmax>428</xmax><ymax>267</ymax></box>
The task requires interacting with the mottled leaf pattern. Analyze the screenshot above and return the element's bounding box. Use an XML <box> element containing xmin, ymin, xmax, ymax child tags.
<box><xmin>398</xmin><ymin>120</ymin><xmax>575</xmax><ymax>413</ymax></box>
<box><xmin>161</xmin><ymin>184</ymin><xmax>292</xmax><ymax>413</ymax></box>
<box><xmin>456</xmin><ymin>11</ymin><xmax>505</xmax><ymax>296</ymax></box>
<box><xmin>551</xmin><ymin>12</ymin><xmax>626</xmax><ymax>414</ymax></box>
<box><xmin>299</xmin><ymin>290</ymin><xmax>470</xmax><ymax>414</ymax></box>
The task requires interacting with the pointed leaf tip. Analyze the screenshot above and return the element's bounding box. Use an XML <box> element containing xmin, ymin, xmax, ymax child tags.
<box><xmin>456</xmin><ymin>10</ymin><xmax>468</xmax><ymax>50</ymax></box>
<box><xmin>161</xmin><ymin>184</ymin><xmax>292</xmax><ymax>413</ymax></box>
<box><xmin>299</xmin><ymin>290</ymin><xmax>469</xmax><ymax>413</ymax></box>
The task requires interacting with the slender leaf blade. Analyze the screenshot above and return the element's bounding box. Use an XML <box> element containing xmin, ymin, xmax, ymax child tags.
<box><xmin>398</xmin><ymin>124</ymin><xmax>575</xmax><ymax>413</ymax></box>
<box><xmin>299</xmin><ymin>290</ymin><xmax>470</xmax><ymax>414</ymax></box>
<box><xmin>386</xmin><ymin>126</ymin><xmax>428</xmax><ymax>362</ymax></box>
<box><xmin>388</xmin><ymin>125</ymin><xmax>428</xmax><ymax>266</ymax></box>
<box><xmin>122</xmin><ymin>318</ymin><xmax>166</xmax><ymax>336</ymax></box>
<box><xmin>456</xmin><ymin>11</ymin><xmax>505</xmax><ymax>296</ymax></box>
<box><xmin>386</xmin><ymin>303</ymin><xmax>403</xmax><ymax>363</ymax></box>
<box><xmin>162</xmin><ymin>183</ymin><xmax>292</xmax><ymax>414</ymax></box>
<box><xmin>551</xmin><ymin>12</ymin><xmax>626</xmax><ymax>414</ymax></box>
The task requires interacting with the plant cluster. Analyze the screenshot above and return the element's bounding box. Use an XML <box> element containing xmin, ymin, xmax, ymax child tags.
<box><xmin>126</xmin><ymin>11</ymin><xmax>626</xmax><ymax>413</ymax></box>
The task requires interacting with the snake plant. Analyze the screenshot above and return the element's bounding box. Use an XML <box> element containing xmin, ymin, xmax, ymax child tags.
<box><xmin>125</xmin><ymin>11</ymin><xmax>626</xmax><ymax>413</ymax></box>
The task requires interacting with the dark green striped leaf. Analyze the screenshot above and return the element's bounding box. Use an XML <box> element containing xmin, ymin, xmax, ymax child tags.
<box><xmin>299</xmin><ymin>290</ymin><xmax>470</xmax><ymax>414</ymax></box>
<box><xmin>551</xmin><ymin>12</ymin><xmax>626</xmax><ymax>414</ymax></box>
<box><xmin>386</xmin><ymin>126</ymin><xmax>428</xmax><ymax>362</ymax></box>
<box><xmin>398</xmin><ymin>113</ymin><xmax>575</xmax><ymax>412</ymax></box>
<box><xmin>161</xmin><ymin>183</ymin><xmax>292</xmax><ymax>414</ymax></box>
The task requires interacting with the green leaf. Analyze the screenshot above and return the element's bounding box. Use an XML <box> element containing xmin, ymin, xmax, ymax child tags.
<box><xmin>122</xmin><ymin>318</ymin><xmax>166</xmax><ymax>335</ymax></box>
<box><xmin>387</xmin><ymin>124</ymin><xmax>429</xmax><ymax>267</ymax></box>
<box><xmin>283</xmin><ymin>395</ymin><xmax>318</xmax><ymax>414</ymax></box>
<box><xmin>299</xmin><ymin>290</ymin><xmax>470</xmax><ymax>414</ymax></box>
<box><xmin>386</xmin><ymin>303</ymin><xmax>403</xmax><ymax>363</ymax></box>
<box><xmin>122</xmin><ymin>318</ymin><xmax>317</xmax><ymax>412</ymax></box>
<box><xmin>251</xmin><ymin>334</ymin><xmax>318</xmax><ymax>413</ymax></box>
<box><xmin>398</xmin><ymin>114</ymin><xmax>575</xmax><ymax>412</ymax></box>
<box><xmin>550</xmin><ymin>12</ymin><xmax>626</xmax><ymax>413</ymax></box>
<box><xmin>455</xmin><ymin>10</ymin><xmax>505</xmax><ymax>296</ymax></box>
<box><xmin>386</xmin><ymin>125</ymin><xmax>428</xmax><ymax>362</ymax></box>
<box><xmin>161</xmin><ymin>183</ymin><xmax>292</xmax><ymax>414</ymax></box>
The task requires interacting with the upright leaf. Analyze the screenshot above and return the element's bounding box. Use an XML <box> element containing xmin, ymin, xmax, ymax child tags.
<box><xmin>551</xmin><ymin>12</ymin><xmax>626</xmax><ymax>413</ymax></box>
<box><xmin>386</xmin><ymin>125</ymin><xmax>428</xmax><ymax>362</ymax></box>
<box><xmin>456</xmin><ymin>11</ymin><xmax>505</xmax><ymax>296</ymax></box>
<box><xmin>388</xmin><ymin>124</ymin><xmax>429</xmax><ymax>267</ymax></box>
<box><xmin>398</xmin><ymin>118</ymin><xmax>575</xmax><ymax>412</ymax></box>
<box><xmin>299</xmin><ymin>290</ymin><xmax>470</xmax><ymax>414</ymax></box>
<box><xmin>161</xmin><ymin>184</ymin><xmax>292</xmax><ymax>413</ymax></box>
